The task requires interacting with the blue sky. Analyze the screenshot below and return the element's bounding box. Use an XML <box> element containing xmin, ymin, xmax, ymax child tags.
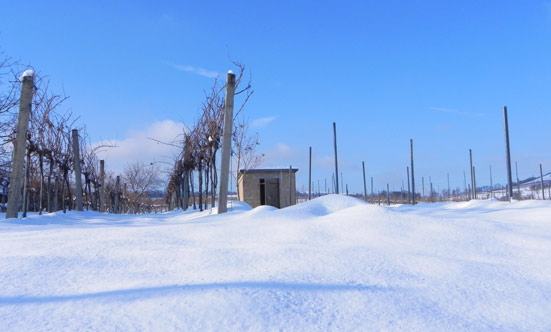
<box><xmin>2</xmin><ymin>1</ymin><xmax>550</xmax><ymax>194</ymax></box>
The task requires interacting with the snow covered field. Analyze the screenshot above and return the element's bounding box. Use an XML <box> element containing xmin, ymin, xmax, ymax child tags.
<box><xmin>1</xmin><ymin>195</ymin><xmax>550</xmax><ymax>331</ymax></box>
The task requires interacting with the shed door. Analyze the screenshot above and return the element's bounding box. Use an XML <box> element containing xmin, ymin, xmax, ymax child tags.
<box><xmin>265</xmin><ymin>178</ymin><xmax>280</xmax><ymax>208</ymax></box>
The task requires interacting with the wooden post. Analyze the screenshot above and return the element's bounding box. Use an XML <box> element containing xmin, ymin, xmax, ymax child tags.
<box><xmin>7</xmin><ymin>72</ymin><xmax>34</xmax><ymax>219</ymax></box>
<box><xmin>218</xmin><ymin>71</ymin><xmax>236</xmax><ymax>213</ymax></box>
<box><xmin>386</xmin><ymin>183</ymin><xmax>390</xmax><ymax>206</ymax></box>
<box><xmin>540</xmin><ymin>164</ymin><xmax>545</xmax><ymax>200</ymax></box>
<box><xmin>362</xmin><ymin>161</ymin><xmax>367</xmax><ymax>201</ymax></box>
<box><xmin>333</xmin><ymin>122</ymin><xmax>339</xmax><ymax>194</ymax></box>
<box><xmin>308</xmin><ymin>147</ymin><xmax>312</xmax><ymax>200</ymax></box>
<box><xmin>115</xmin><ymin>175</ymin><xmax>120</xmax><ymax>214</ymax></box>
<box><xmin>72</xmin><ymin>129</ymin><xmax>83</xmax><ymax>211</ymax></box>
<box><xmin>410</xmin><ymin>139</ymin><xmax>416</xmax><ymax>204</ymax></box>
<box><xmin>407</xmin><ymin>166</ymin><xmax>411</xmax><ymax>204</ymax></box>
<box><xmin>503</xmin><ymin>106</ymin><xmax>514</xmax><ymax>201</ymax></box>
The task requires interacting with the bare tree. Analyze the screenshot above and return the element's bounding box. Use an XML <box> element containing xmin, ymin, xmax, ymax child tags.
<box><xmin>123</xmin><ymin>161</ymin><xmax>162</xmax><ymax>214</ymax></box>
<box><xmin>233</xmin><ymin>116</ymin><xmax>264</xmax><ymax>199</ymax></box>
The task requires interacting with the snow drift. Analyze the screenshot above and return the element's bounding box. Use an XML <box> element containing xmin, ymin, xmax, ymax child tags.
<box><xmin>1</xmin><ymin>196</ymin><xmax>550</xmax><ymax>331</ymax></box>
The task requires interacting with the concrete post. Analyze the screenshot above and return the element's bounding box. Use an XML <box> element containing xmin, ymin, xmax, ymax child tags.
<box><xmin>7</xmin><ymin>74</ymin><xmax>34</xmax><ymax>219</ymax></box>
<box><xmin>362</xmin><ymin>161</ymin><xmax>367</xmax><ymax>201</ymax></box>
<box><xmin>371</xmin><ymin>176</ymin><xmax>374</xmax><ymax>197</ymax></box>
<box><xmin>72</xmin><ymin>129</ymin><xmax>83</xmax><ymax>211</ymax></box>
<box><xmin>503</xmin><ymin>106</ymin><xmax>514</xmax><ymax>201</ymax></box>
<box><xmin>333</xmin><ymin>122</ymin><xmax>339</xmax><ymax>194</ymax></box>
<box><xmin>469</xmin><ymin>149</ymin><xmax>475</xmax><ymax>200</ymax></box>
<box><xmin>308</xmin><ymin>147</ymin><xmax>312</xmax><ymax>200</ymax></box>
<box><xmin>99</xmin><ymin>160</ymin><xmax>105</xmax><ymax>212</ymax></box>
<box><xmin>410</xmin><ymin>139</ymin><xmax>416</xmax><ymax>204</ymax></box>
<box><xmin>217</xmin><ymin>71</ymin><xmax>236</xmax><ymax>213</ymax></box>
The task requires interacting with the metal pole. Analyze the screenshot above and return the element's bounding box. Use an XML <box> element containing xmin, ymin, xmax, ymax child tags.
<box><xmin>503</xmin><ymin>106</ymin><xmax>514</xmax><ymax>201</ymax></box>
<box><xmin>333</xmin><ymin>122</ymin><xmax>339</xmax><ymax>194</ymax></box>
<box><xmin>218</xmin><ymin>71</ymin><xmax>236</xmax><ymax>213</ymax></box>
<box><xmin>308</xmin><ymin>147</ymin><xmax>312</xmax><ymax>200</ymax></box>
<box><xmin>7</xmin><ymin>73</ymin><xmax>34</xmax><ymax>219</ymax></box>
<box><xmin>362</xmin><ymin>161</ymin><xmax>367</xmax><ymax>201</ymax></box>
<box><xmin>72</xmin><ymin>129</ymin><xmax>83</xmax><ymax>211</ymax></box>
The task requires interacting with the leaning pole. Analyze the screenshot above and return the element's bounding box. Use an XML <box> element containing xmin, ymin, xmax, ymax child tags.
<box><xmin>218</xmin><ymin>71</ymin><xmax>236</xmax><ymax>213</ymax></box>
<box><xmin>503</xmin><ymin>106</ymin><xmax>514</xmax><ymax>201</ymax></box>
<box><xmin>6</xmin><ymin>71</ymin><xmax>34</xmax><ymax>219</ymax></box>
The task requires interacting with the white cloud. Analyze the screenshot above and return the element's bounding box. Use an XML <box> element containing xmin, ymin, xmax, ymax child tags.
<box><xmin>251</xmin><ymin>116</ymin><xmax>276</xmax><ymax>128</ymax></box>
<box><xmin>93</xmin><ymin>120</ymin><xmax>186</xmax><ymax>173</ymax></box>
<box><xmin>172</xmin><ymin>64</ymin><xmax>219</xmax><ymax>78</ymax></box>
<box><xmin>259</xmin><ymin>143</ymin><xmax>301</xmax><ymax>168</ymax></box>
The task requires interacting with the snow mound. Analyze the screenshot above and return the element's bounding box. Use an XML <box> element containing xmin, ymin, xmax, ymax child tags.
<box><xmin>277</xmin><ymin>194</ymin><xmax>369</xmax><ymax>217</ymax></box>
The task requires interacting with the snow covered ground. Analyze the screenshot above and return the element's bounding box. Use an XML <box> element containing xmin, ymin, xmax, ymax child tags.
<box><xmin>1</xmin><ymin>195</ymin><xmax>550</xmax><ymax>331</ymax></box>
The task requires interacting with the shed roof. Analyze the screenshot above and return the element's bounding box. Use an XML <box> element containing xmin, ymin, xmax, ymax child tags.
<box><xmin>239</xmin><ymin>168</ymin><xmax>298</xmax><ymax>174</ymax></box>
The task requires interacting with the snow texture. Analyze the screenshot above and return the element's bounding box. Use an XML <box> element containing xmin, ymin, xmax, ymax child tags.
<box><xmin>18</xmin><ymin>69</ymin><xmax>35</xmax><ymax>81</ymax></box>
<box><xmin>1</xmin><ymin>195</ymin><xmax>550</xmax><ymax>331</ymax></box>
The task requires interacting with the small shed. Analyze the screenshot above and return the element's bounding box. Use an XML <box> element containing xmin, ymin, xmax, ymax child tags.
<box><xmin>238</xmin><ymin>168</ymin><xmax>298</xmax><ymax>208</ymax></box>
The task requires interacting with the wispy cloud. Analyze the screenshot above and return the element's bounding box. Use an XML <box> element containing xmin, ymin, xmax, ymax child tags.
<box><xmin>428</xmin><ymin>107</ymin><xmax>485</xmax><ymax>117</ymax></box>
<box><xmin>172</xmin><ymin>64</ymin><xmax>219</xmax><ymax>78</ymax></box>
<box><xmin>251</xmin><ymin>116</ymin><xmax>277</xmax><ymax>128</ymax></box>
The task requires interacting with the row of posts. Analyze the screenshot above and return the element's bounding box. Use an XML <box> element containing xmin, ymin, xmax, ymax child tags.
<box><xmin>307</xmin><ymin>106</ymin><xmax>519</xmax><ymax>204</ymax></box>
